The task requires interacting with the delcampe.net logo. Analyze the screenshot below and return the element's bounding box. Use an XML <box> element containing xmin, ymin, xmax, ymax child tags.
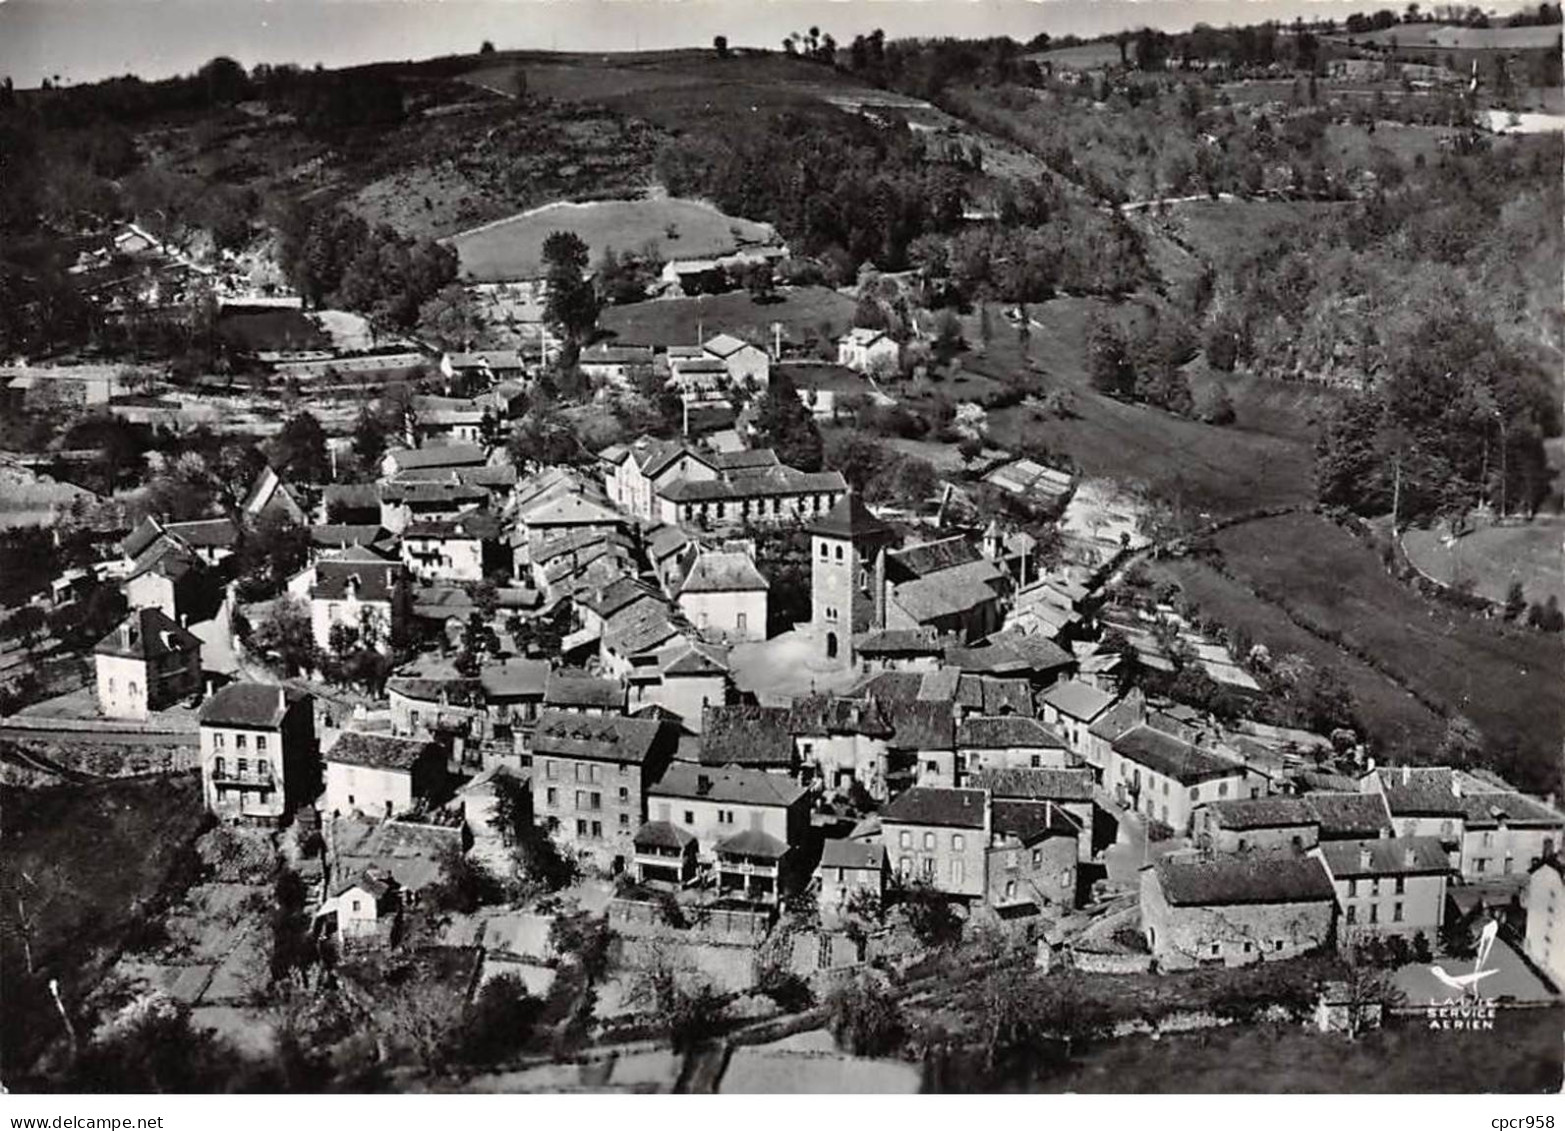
<box><xmin>1424</xmin><ymin>919</ymin><xmax>1500</xmax><ymax>1031</ymax></box>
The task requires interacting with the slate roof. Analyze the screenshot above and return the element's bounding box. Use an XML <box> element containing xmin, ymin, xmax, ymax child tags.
<box><xmin>854</xmin><ymin>628</ymin><xmax>944</xmax><ymax>656</ymax></box>
<box><xmin>703</xmin><ymin>333</ymin><xmax>759</xmax><ymax>359</ymax></box>
<box><xmin>983</xmin><ymin>630</ymin><xmax>1074</xmax><ymax>673</ymax></box>
<box><xmin>891</xmin><ymin>559</ymin><xmax>1009</xmax><ymax>623</ymax></box>
<box><xmin>981</xmin><ymin>678</ymin><xmax>1035</xmax><ymax>717</ymax></box>
<box><xmin>1152</xmin><ymin>853</ymin><xmax>1336</xmax><ymax>907</ymax></box>
<box><xmin>1200</xmin><ymin>797</ymin><xmax>1319</xmax><ymax>831</ymax></box>
<box><xmin>992</xmin><ymin>800</ymin><xmax>1080</xmax><ymax>845</ymax></box>
<box><xmin>1088</xmin><ymin>696</ymin><xmax>1146</xmax><ymax>743</ymax></box>
<box><xmin>1373</xmin><ymin>767</ymin><xmax>1466</xmax><ymax>816</ymax></box>
<box><xmin>888</xmin><ymin>536</ymin><xmax>980</xmax><ymax>579</ymax></box>
<box><xmin>1113</xmin><ymin>726</ymin><xmax>1243</xmax><ymax>784</ymax></box>
<box><xmin>125</xmin><ymin>536</ymin><xmax>201</xmax><ymax>583</ymax></box>
<box><xmin>1456</xmin><ymin>791</ymin><xmax>1564</xmax><ymax>829</ymax></box>
<box><xmin>530</xmin><ymin>710</ymin><xmax>667</xmax><ymax>765</ymax></box>
<box><xmin>313</xmin><ymin>552</ymin><xmax>401</xmax><ymax>602</ymax></box>
<box><xmin>403</xmin><ymin>513</ymin><xmax>504</xmax><ymax>541</ymax></box>
<box><xmin>199</xmin><ymin>682</ymin><xmax>301</xmax><ymax>729</ymax></box>
<box><xmin>310</xmin><ymin>524</ymin><xmax>389</xmax><ymax>549</ymax></box>
<box><xmin>659</xmin><ymin>465</ymin><xmax>845</xmax><ymax>502</ymax></box>
<box><xmin>581</xmin><ymin>344</ymin><xmax>655</xmax><ymax>367</ymax></box>
<box><xmin>164</xmin><ymin>517</ymin><xmax>240</xmax><ymax>548</ymax></box>
<box><xmin>94</xmin><ymin>607</ymin><xmax>201</xmax><ymax>661</ymax></box>
<box><xmin>521</xmin><ymin>494</ymin><xmax>623</xmax><ymax>528</ymax></box>
<box><xmin>807</xmin><ymin>493</ymin><xmax>894</xmax><ymax>540</ymax></box>
<box><xmin>856</xmin><ymin>671</ymin><xmax>926</xmax><ymax>704</ymax></box>
<box><xmin>716</xmin><ymin>828</ymin><xmax>789</xmax><ymax>860</ymax></box>
<box><xmin>1301</xmin><ymin>791</ymin><xmax>1394</xmax><ymax>838</ymax></box>
<box><xmin>659</xmin><ymin>640</ymin><xmax>730</xmax><ymax>678</ymax></box>
<box><xmin>650</xmin><ymin>762</ymin><xmax>807</xmax><ymax>807</ymax></box>
<box><xmin>479</xmin><ymin>659</ymin><xmax>551</xmax><ymax>699</ymax></box>
<box><xmin>121</xmin><ymin>516</ymin><xmax>165</xmax><ymax>559</ymax></box>
<box><xmin>384</xmin><ymin>444</ymin><xmax>487</xmax><ymax>473</ymax></box>
<box><xmin>968</xmin><ymin>767</ymin><xmax>1094</xmax><ymax>803</ymax></box>
<box><xmin>678</xmin><ymin>549</ymin><xmax>769</xmax><ymax>594</ymax></box>
<box><xmin>788</xmin><ymin>696</ymin><xmax>894</xmax><ymax>739</ymax></box>
<box><xmin>1040</xmin><ymin>680</ymin><xmax>1117</xmax><ymax>722</ymax></box>
<box><xmin>701</xmin><ymin>704</ymin><xmax>796</xmax><ymax>768</ymax></box>
<box><xmin>887</xmin><ymin>701</ymin><xmax>955</xmax><ymax>751</ymax></box>
<box><xmin>1316</xmin><ymin>836</ymin><xmax>1452</xmax><ymax>878</ymax></box>
<box><xmin>820</xmin><ymin>839</ymin><xmax>886</xmax><ymax>871</ymax></box>
<box><xmin>322</xmin><ymin>483</ymin><xmax>382</xmax><ymax>513</ymax></box>
<box><xmin>634</xmin><ymin>821</ymin><xmax>695</xmax><ymax>851</ymax></box>
<box><xmin>710</xmin><ymin>448</ymin><xmax>781</xmax><ymax>472</ymax></box>
<box><xmin>957</xmin><ymin>716</ymin><xmax>1066</xmax><ymax>750</ymax></box>
<box><xmin>327</xmin><ymin>731</ymin><xmax>441</xmax><ymax>772</ymax></box>
<box><xmin>881</xmin><ymin>787</ymin><xmax>989</xmax><ymax>830</ymax></box>
<box><xmin>543</xmin><ymin>672</ymin><xmax>625</xmax><ymax>711</ymax></box>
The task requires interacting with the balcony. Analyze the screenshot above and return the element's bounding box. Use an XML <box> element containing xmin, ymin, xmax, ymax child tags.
<box><xmin>210</xmin><ymin>773</ymin><xmax>276</xmax><ymax>791</ymax></box>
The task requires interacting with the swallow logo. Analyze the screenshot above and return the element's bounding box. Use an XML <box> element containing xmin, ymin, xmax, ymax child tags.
<box><xmin>1426</xmin><ymin>919</ymin><xmax>1500</xmax><ymax>1031</ymax></box>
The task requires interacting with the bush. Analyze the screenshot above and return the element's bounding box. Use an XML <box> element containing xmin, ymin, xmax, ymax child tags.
<box><xmin>899</xmin><ymin>881</ymin><xmax>963</xmax><ymax>948</ymax></box>
<box><xmin>826</xmin><ymin>978</ymin><xmax>906</xmax><ymax>1057</ymax></box>
<box><xmin>457</xmin><ymin>973</ymin><xmax>541</xmax><ymax>1066</ymax></box>
<box><xmin>758</xmin><ymin>966</ymin><xmax>815</xmax><ymax>1013</ymax></box>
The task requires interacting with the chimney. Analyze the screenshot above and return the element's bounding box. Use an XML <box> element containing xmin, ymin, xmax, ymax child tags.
<box><xmin>179</xmin><ymin>613</ymin><xmax>188</xmax><ymax>628</ymax></box>
<box><xmin>1452</xmin><ymin>776</ymin><xmax>1463</xmax><ymax>799</ymax></box>
<box><xmin>1403</xmin><ymin>846</ymin><xmax>1417</xmax><ymax>868</ymax></box>
<box><xmin>1401</xmin><ymin>764</ymin><xmax>1410</xmax><ymax>785</ymax></box>
<box><xmin>277</xmin><ymin>686</ymin><xmax>285</xmax><ymax>714</ymax></box>
<box><xmin>697</xmin><ymin>773</ymin><xmax>712</xmax><ymax>796</ymax></box>
<box><xmin>872</xmin><ymin>547</ymin><xmax>888</xmax><ymax>631</ymax></box>
<box><xmin>1359</xmin><ymin>846</ymin><xmax>1373</xmax><ymax>870</ymax></box>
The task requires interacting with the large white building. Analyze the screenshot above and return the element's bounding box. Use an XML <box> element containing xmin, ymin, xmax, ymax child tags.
<box><xmin>1525</xmin><ymin>856</ymin><xmax>1565</xmax><ymax>989</ymax></box>
<box><xmin>93</xmin><ymin>608</ymin><xmax>202</xmax><ymax>719</ymax></box>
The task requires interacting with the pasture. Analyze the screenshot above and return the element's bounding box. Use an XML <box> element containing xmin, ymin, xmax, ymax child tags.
<box><xmin>446</xmin><ymin>197</ymin><xmax>777</xmax><ymax>283</ymax></box>
<box><xmin>1401</xmin><ymin>519</ymin><xmax>1565</xmax><ymax>607</ymax></box>
<box><xmin>1209</xmin><ymin>511</ymin><xmax>1564</xmax><ymax>790</ymax></box>
<box><xmin>598</xmin><ymin>285</ymin><xmax>854</xmax><ymax>349</ymax></box>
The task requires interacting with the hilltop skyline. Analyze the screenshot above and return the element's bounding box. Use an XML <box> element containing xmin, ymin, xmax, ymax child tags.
<box><xmin>0</xmin><ymin>0</ymin><xmax>1549</xmax><ymax>88</ymax></box>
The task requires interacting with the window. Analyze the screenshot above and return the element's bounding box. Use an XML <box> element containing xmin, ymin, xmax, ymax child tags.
<box><xmin>618</xmin><ymin>787</ymin><xmax>629</xmax><ymax>802</ymax></box>
<box><xmin>1393</xmin><ymin>902</ymin><xmax>1404</xmax><ymax>923</ymax></box>
<box><xmin>128</xmin><ymin>681</ymin><xmax>140</xmax><ymax>699</ymax></box>
<box><xmin>589</xmin><ymin>792</ymin><xmax>602</xmax><ymax>810</ymax></box>
<box><xmin>1370</xmin><ymin>879</ymin><xmax>1380</xmax><ymax>896</ymax></box>
<box><xmin>1162</xmin><ymin>781</ymin><xmax>1169</xmax><ymax>796</ymax></box>
<box><xmin>108</xmin><ymin>677</ymin><xmax>115</xmax><ymax>693</ymax></box>
<box><xmin>546</xmin><ymin>788</ymin><xmax>557</xmax><ymax>807</ymax></box>
<box><xmin>1006</xmin><ymin>850</ymin><xmax>1019</xmax><ymax>870</ymax></box>
<box><xmin>1243</xmin><ymin>941</ymin><xmax>1253</xmax><ymax>954</ymax></box>
<box><xmin>923</xmin><ymin>832</ymin><xmax>935</xmax><ymax>851</ymax></box>
<box><xmin>591</xmin><ymin>821</ymin><xmax>602</xmax><ymax>838</ymax></box>
<box><xmin>1482</xmin><ymin>831</ymin><xmax>1493</xmax><ymax>847</ymax></box>
<box><xmin>1210</xmin><ymin>944</ymin><xmax>1220</xmax><ymax>957</ymax></box>
<box><xmin>819</xmin><ymin>542</ymin><xmax>828</xmax><ymax>559</ymax></box>
<box><xmin>545</xmin><ymin>760</ymin><xmax>557</xmax><ymax>780</ymax></box>
<box><xmin>1475</xmin><ymin>858</ymin><xmax>1487</xmax><ymax>873</ymax></box>
<box><xmin>1394</xmin><ymin>877</ymin><xmax>1405</xmax><ymax>895</ymax></box>
<box><xmin>899</xmin><ymin>856</ymin><xmax>912</xmax><ymax>876</ymax></box>
<box><xmin>619</xmin><ymin>813</ymin><xmax>629</xmax><ymax>828</ymax></box>
<box><xmin>236</xmin><ymin>734</ymin><xmax>248</xmax><ymax>751</ymax></box>
<box><xmin>684</xmin><ymin>810</ymin><xmax>695</xmax><ymax>825</ymax></box>
<box><xmin>256</xmin><ymin>736</ymin><xmax>268</xmax><ymax>752</ymax></box>
<box><xmin>921</xmin><ymin>857</ymin><xmax>934</xmax><ymax>879</ymax></box>
<box><xmin>576</xmin><ymin>820</ymin><xmax>588</xmax><ymax>836</ymax></box>
<box><xmin>1029</xmin><ymin>755</ymin><xmax>1041</xmax><ymax>768</ymax></box>
<box><xmin>952</xmin><ymin>834</ymin><xmax>965</xmax><ymax>852</ymax></box>
<box><xmin>1347</xmin><ymin>878</ymin><xmax>1357</xmax><ymax>897</ymax></box>
<box><xmin>899</xmin><ymin>831</ymin><xmax>912</xmax><ymax>849</ymax></box>
<box><xmin>1218</xmin><ymin>781</ymin><xmax>1229</xmax><ymax>797</ymax></box>
<box><xmin>352</xmin><ymin>900</ymin><xmax>361</xmax><ymax>913</ymax></box>
<box><xmin>576</xmin><ymin>790</ymin><xmax>587</xmax><ymax>809</ymax></box>
<box><xmin>736</xmin><ymin>612</ymin><xmax>747</xmax><ymax>633</ymax></box>
<box><xmin>1274</xmin><ymin>940</ymin><xmax>1284</xmax><ymax>952</ymax></box>
<box><xmin>214</xmin><ymin>733</ymin><xmax>226</xmax><ymax>749</ymax></box>
<box><xmin>834</xmin><ymin>545</ymin><xmax>844</xmax><ymax>561</ymax></box>
<box><xmin>214</xmin><ymin>756</ymin><xmax>226</xmax><ymax>777</ymax></box>
<box><xmin>589</xmin><ymin>764</ymin><xmax>602</xmax><ymax>784</ymax></box>
<box><xmin>1190</xmin><ymin>788</ymin><xmax>1199</xmax><ymax>802</ymax></box>
<box><xmin>257</xmin><ymin>759</ymin><xmax>269</xmax><ymax>779</ymax></box>
<box><xmin>1346</xmin><ymin>905</ymin><xmax>1357</xmax><ymax>924</ymax></box>
<box><xmin>925</xmin><ymin>760</ymin><xmax>938</xmax><ymax>774</ymax></box>
<box><xmin>950</xmin><ymin>859</ymin><xmax>964</xmax><ymax>884</ymax></box>
<box><xmin>719</xmin><ymin>810</ymin><xmax>735</xmax><ymax>825</ymax></box>
<box><xmin>1368</xmin><ymin>904</ymin><xmax>1379</xmax><ymax>924</ymax></box>
<box><xmin>619</xmin><ymin>762</ymin><xmax>628</xmax><ymax>775</ymax></box>
<box><xmin>1004</xmin><ymin>880</ymin><xmax>1016</xmax><ymax>900</ymax></box>
<box><xmin>238</xmin><ymin>758</ymin><xmax>248</xmax><ymax>775</ymax></box>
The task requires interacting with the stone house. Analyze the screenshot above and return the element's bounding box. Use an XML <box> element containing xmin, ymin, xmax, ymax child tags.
<box><xmin>322</xmin><ymin>730</ymin><xmax>447</xmax><ymax>821</ymax></box>
<box><xmin>676</xmin><ymin>545</ymin><xmax>769</xmax><ymax>642</ymax></box>
<box><xmin>1139</xmin><ymin>852</ymin><xmax>1337</xmax><ymax>971</ymax></box>
<box><xmin>198</xmin><ymin>683</ymin><xmax>316</xmax><ymax>824</ymax></box>
<box><xmin>93</xmin><ymin>607</ymin><xmax>202</xmax><ymax>719</ymax></box>
<box><xmin>1195</xmin><ymin>797</ymin><xmax>1322</xmax><ymax>855</ymax></box>
<box><xmin>889</xmin><ymin>700</ymin><xmax>958</xmax><ymax>792</ymax></box>
<box><xmin>703</xmin><ymin>333</ymin><xmax>771</xmax><ymax>388</ymax></box>
<box><xmin>956</xmin><ymin>715</ymin><xmax>1071</xmax><ymax>779</ymax></box>
<box><xmin>1038</xmin><ymin>680</ymin><xmax>1123</xmax><ymax>771</ymax></box>
<box><xmin>400</xmin><ymin>512</ymin><xmax>505</xmax><ymax>583</ymax></box>
<box><xmin>788</xmin><ymin>695</ymin><xmax>895</xmax><ymax>798</ymax></box>
<box><xmin>315</xmin><ymin>871</ymin><xmax>397</xmax><ymax>944</ymax></box>
<box><xmin>1313</xmin><ymin>836</ymin><xmax>1449</xmax><ymax>945</ymax></box>
<box><xmin>986</xmin><ymin>800</ymin><xmax>1079</xmax><ymax>916</ymax></box>
<box><xmin>880</xmin><ymin>786</ymin><xmax>990</xmax><ymax>900</ymax></box>
<box><xmin>817</xmin><ymin>838</ymin><xmax>888</xmax><ymax>917</ymax></box>
<box><xmin>969</xmin><ymin>767</ymin><xmax>1098</xmax><ymax>862</ymax></box>
<box><xmin>306</xmin><ymin>546</ymin><xmax>402</xmax><ymax>655</ymax></box>
<box><xmin>836</xmin><ymin>327</ymin><xmax>900</xmax><ymax>374</ymax></box>
<box><xmin>1109</xmin><ymin>725</ymin><xmax>1258</xmax><ymax>835</ymax></box>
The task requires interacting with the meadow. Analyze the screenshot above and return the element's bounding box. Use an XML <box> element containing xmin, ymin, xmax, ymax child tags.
<box><xmin>446</xmin><ymin>197</ymin><xmax>776</xmax><ymax>282</ymax></box>
<box><xmin>598</xmin><ymin>285</ymin><xmax>855</xmax><ymax>349</ymax></box>
<box><xmin>1401</xmin><ymin>519</ymin><xmax>1565</xmax><ymax>607</ymax></box>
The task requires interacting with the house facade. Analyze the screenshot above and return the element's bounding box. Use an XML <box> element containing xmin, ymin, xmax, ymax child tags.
<box><xmin>1195</xmin><ymin>798</ymin><xmax>1321</xmax><ymax>855</ymax></box>
<box><xmin>1110</xmin><ymin>725</ymin><xmax>1256</xmax><ymax>835</ymax></box>
<box><xmin>675</xmin><ymin>546</ymin><xmax>769</xmax><ymax>642</ymax></box>
<box><xmin>817</xmin><ymin>839</ymin><xmax>888</xmax><ymax>917</ymax></box>
<box><xmin>1313</xmin><ymin>837</ymin><xmax>1449</xmax><ymax>945</ymax></box>
<box><xmin>986</xmin><ymin>801</ymin><xmax>1079</xmax><ymax>915</ymax></box>
<box><xmin>322</xmin><ymin>730</ymin><xmax>447</xmax><ymax>821</ymax></box>
<box><xmin>308</xmin><ymin>548</ymin><xmax>402</xmax><ymax>655</ymax></box>
<box><xmin>956</xmin><ymin>716</ymin><xmax>1071</xmax><ymax>779</ymax></box>
<box><xmin>1525</xmin><ymin>857</ymin><xmax>1565</xmax><ymax>989</ymax></box>
<box><xmin>837</xmin><ymin>328</ymin><xmax>900</xmax><ymax>374</ymax></box>
<box><xmin>93</xmin><ymin>608</ymin><xmax>202</xmax><ymax>719</ymax></box>
<box><xmin>645</xmin><ymin>763</ymin><xmax>809</xmax><ymax>900</ymax></box>
<box><xmin>198</xmin><ymin>683</ymin><xmax>316</xmax><ymax>824</ymax></box>
<box><xmin>880</xmin><ymin>787</ymin><xmax>990</xmax><ymax>899</ymax></box>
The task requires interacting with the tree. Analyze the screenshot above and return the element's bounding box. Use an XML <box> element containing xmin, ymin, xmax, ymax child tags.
<box><xmin>713</xmin><ymin>35</ymin><xmax>730</xmax><ymax>58</ymax></box>
<box><xmin>899</xmin><ymin>879</ymin><xmax>962</xmax><ymax>948</ymax></box>
<box><xmin>271</xmin><ymin>411</ymin><xmax>330</xmax><ymax>485</ymax></box>
<box><xmin>416</xmin><ymin>284</ymin><xmax>483</xmax><ymax>351</ymax></box>
<box><xmin>750</xmin><ymin>368</ymin><xmax>823</xmax><ymax>472</ymax></box>
<box><xmin>1528</xmin><ymin>595</ymin><xmax>1565</xmax><ymax>633</ymax></box>
<box><xmin>1437</xmin><ymin>715</ymin><xmax>1485</xmax><ymax>766</ymax></box>
<box><xmin>480</xmin><ymin>39</ymin><xmax>496</xmax><ymax>54</ymax></box>
<box><xmin>825</xmin><ymin>978</ymin><xmax>906</xmax><ymax>1056</ymax></box>
<box><xmin>541</xmin><ymin>231</ymin><xmax>599</xmax><ymax>343</ymax></box>
<box><xmin>457</xmin><ymin>973</ymin><xmax>540</xmax><ymax>1066</ymax></box>
<box><xmin>741</xmin><ymin>260</ymin><xmax>776</xmax><ymax>303</ymax></box>
<box><xmin>1087</xmin><ymin>317</ymin><xmax>1133</xmax><ymax>397</ymax></box>
<box><xmin>429</xmin><ymin>843</ymin><xmax>503</xmax><ymax>914</ymax></box>
<box><xmin>8</xmin><ymin>605</ymin><xmax>47</xmax><ymax>654</ymax></box>
<box><xmin>1503</xmin><ymin>580</ymin><xmax>1527</xmax><ymax>621</ymax></box>
<box><xmin>234</xmin><ymin>512</ymin><xmax>311</xmax><ymax>601</ymax></box>
<box><xmin>249</xmin><ymin>597</ymin><xmax>317</xmax><ymax>675</ymax></box>
<box><xmin>353</xmin><ymin>404</ymin><xmax>391</xmax><ymax>470</ymax></box>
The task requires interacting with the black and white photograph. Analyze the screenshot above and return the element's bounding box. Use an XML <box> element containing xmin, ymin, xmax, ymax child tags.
<box><xmin>0</xmin><ymin>0</ymin><xmax>1562</xmax><ymax>1104</ymax></box>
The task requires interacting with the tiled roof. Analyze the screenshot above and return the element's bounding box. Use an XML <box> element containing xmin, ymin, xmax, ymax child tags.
<box><xmin>543</xmin><ymin>672</ymin><xmax>625</xmax><ymax>711</ymax></box>
<box><xmin>678</xmin><ymin>549</ymin><xmax>769</xmax><ymax>594</ymax></box>
<box><xmin>164</xmin><ymin>517</ymin><xmax>240</xmax><ymax>548</ymax></box>
<box><xmin>957</xmin><ymin>716</ymin><xmax>1065</xmax><ymax>750</ymax></box>
<box><xmin>659</xmin><ymin>466</ymin><xmax>846</xmax><ymax>502</ymax></box>
<box><xmin>888</xmin><ymin>536</ymin><xmax>980</xmax><ymax>579</ymax></box>
<box><xmin>1301</xmin><ymin>791</ymin><xmax>1394</xmax><ymax>838</ymax></box>
<box><xmin>1040</xmin><ymin>680</ymin><xmax>1117</xmax><ymax>722</ymax></box>
<box><xmin>531</xmin><ymin>710</ymin><xmax>667</xmax><ymax>764</ymax></box>
<box><xmin>1455</xmin><ymin>791</ymin><xmax>1564</xmax><ymax>829</ymax></box>
<box><xmin>716</xmin><ymin>828</ymin><xmax>789</xmax><ymax>859</ymax></box>
<box><xmin>651</xmin><ymin>762</ymin><xmax>806</xmax><ymax>807</ymax></box>
<box><xmin>1088</xmin><ymin>696</ymin><xmax>1146</xmax><ymax>742</ymax></box>
<box><xmin>1113</xmin><ymin>725</ymin><xmax>1242</xmax><ymax>785</ymax></box>
<box><xmin>94</xmin><ymin>607</ymin><xmax>201</xmax><ymax>661</ymax></box>
<box><xmin>969</xmin><ymin>767</ymin><xmax>1094</xmax><ymax>803</ymax></box>
<box><xmin>634</xmin><ymin>821</ymin><xmax>695</xmax><ymax>850</ymax></box>
<box><xmin>981</xmin><ymin>678</ymin><xmax>1034</xmax><ymax>717</ymax></box>
<box><xmin>820</xmin><ymin>839</ymin><xmax>886</xmax><ymax>871</ymax></box>
<box><xmin>1316</xmin><ymin>836</ymin><xmax>1452</xmax><ymax>878</ymax></box>
<box><xmin>199</xmin><ymin>682</ymin><xmax>301</xmax><ymax>729</ymax></box>
<box><xmin>891</xmin><ymin>559</ymin><xmax>1009</xmax><ymax>624</ymax></box>
<box><xmin>886</xmin><ymin>701</ymin><xmax>955</xmax><ymax>751</ymax></box>
<box><xmin>992</xmin><ymin>800</ymin><xmax>1080</xmax><ymax>845</ymax></box>
<box><xmin>1152</xmin><ymin>852</ymin><xmax>1335</xmax><ymax>907</ymax></box>
<box><xmin>807</xmin><ymin>493</ymin><xmax>894</xmax><ymax>540</ymax></box>
<box><xmin>384</xmin><ymin>444</ymin><xmax>487</xmax><ymax>472</ymax></box>
<box><xmin>312</xmin><ymin>553</ymin><xmax>401</xmax><ymax>602</ymax></box>
<box><xmin>881</xmin><ymin>786</ymin><xmax>988</xmax><ymax>830</ymax></box>
<box><xmin>326</xmin><ymin>731</ymin><xmax>441</xmax><ymax>772</ymax></box>
<box><xmin>479</xmin><ymin>658</ymin><xmax>551</xmax><ymax>698</ymax></box>
<box><xmin>1200</xmin><ymin>797</ymin><xmax>1319</xmax><ymax>830</ymax></box>
<box><xmin>854</xmin><ymin>628</ymin><xmax>944</xmax><ymax>656</ymax></box>
<box><xmin>700</xmin><ymin>704</ymin><xmax>796</xmax><ymax>768</ymax></box>
<box><xmin>788</xmin><ymin>696</ymin><xmax>894</xmax><ymax>739</ymax></box>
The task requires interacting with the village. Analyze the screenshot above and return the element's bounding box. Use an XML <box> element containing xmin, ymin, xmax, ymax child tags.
<box><xmin>3</xmin><ymin>5</ymin><xmax>1563</xmax><ymax>1096</ymax></box>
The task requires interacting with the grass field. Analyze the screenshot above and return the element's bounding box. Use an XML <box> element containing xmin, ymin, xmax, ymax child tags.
<box><xmin>1209</xmin><ymin>512</ymin><xmax>1564</xmax><ymax>788</ymax></box>
<box><xmin>0</xmin><ymin>774</ymin><xmax>209</xmax><ymax>1075</ymax></box>
<box><xmin>1402</xmin><ymin>520</ymin><xmax>1565</xmax><ymax>607</ymax></box>
<box><xmin>1052</xmin><ymin>1009</ymin><xmax>1564</xmax><ymax>1093</ymax></box>
<box><xmin>447</xmin><ymin>197</ymin><xmax>777</xmax><ymax>282</ymax></box>
<box><xmin>1146</xmin><ymin>555</ymin><xmax>1448</xmax><ymax>756</ymax></box>
<box><xmin>598</xmin><ymin>285</ymin><xmax>855</xmax><ymax>348</ymax></box>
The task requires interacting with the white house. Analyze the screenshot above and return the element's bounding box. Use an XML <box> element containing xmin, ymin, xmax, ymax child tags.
<box><xmin>675</xmin><ymin>545</ymin><xmax>770</xmax><ymax>642</ymax></box>
<box><xmin>322</xmin><ymin>730</ymin><xmax>447</xmax><ymax>821</ymax></box>
<box><xmin>703</xmin><ymin>333</ymin><xmax>770</xmax><ymax>388</ymax></box>
<box><xmin>93</xmin><ymin>607</ymin><xmax>202</xmax><ymax>720</ymax></box>
<box><xmin>1525</xmin><ymin>856</ymin><xmax>1565</xmax><ymax>989</ymax></box>
<box><xmin>198</xmin><ymin>683</ymin><xmax>315</xmax><ymax>824</ymax></box>
<box><xmin>836</xmin><ymin>327</ymin><xmax>900</xmax><ymax>374</ymax></box>
<box><xmin>308</xmin><ymin>546</ymin><xmax>402</xmax><ymax>655</ymax></box>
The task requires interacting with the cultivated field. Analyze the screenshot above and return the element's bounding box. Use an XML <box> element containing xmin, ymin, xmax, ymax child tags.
<box><xmin>1401</xmin><ymin>519</ymin><xmax>1565</xmax><ymax>607</ymax></box>
<box><xmin>446</xmin><ymin>197</ymin><xmax>777</xmax><ymax>282</ymax></box>
<box><xmin>598</xmin><ymin>285</ymin><xmax>854</xmax><ymax>348</ymax></box>
<box><xmin>1208</xmin><ymin>512</ymin><xmax>1564</xmax><ymax>789</ymax></box>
